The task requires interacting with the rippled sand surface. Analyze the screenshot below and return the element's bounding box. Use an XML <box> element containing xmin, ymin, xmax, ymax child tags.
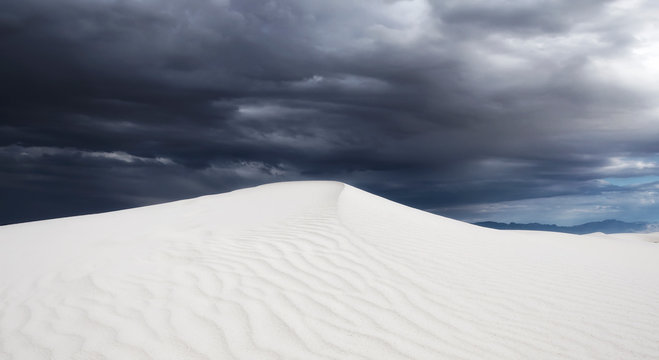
<box><xmin>1</xmin><ymin>181</ymin><xmax>658</xmax><ymax>359</ymax></box>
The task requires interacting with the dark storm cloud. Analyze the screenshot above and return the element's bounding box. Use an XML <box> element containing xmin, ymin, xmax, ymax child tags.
<box><xmin>439</xmin><ymin>0</ymin><xmax>616</xmax><ymax>34</ymax></box>
<box><xmin>2</xmin><ymin>0</ymin><xmax>659</xmax><ymax>225</ymax></box>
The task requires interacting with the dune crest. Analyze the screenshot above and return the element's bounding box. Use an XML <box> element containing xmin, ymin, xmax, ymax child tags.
<box><xmin>1</xmin><ymin>181</ymin><xmax>658</xmax><ymax>359</ymax></box>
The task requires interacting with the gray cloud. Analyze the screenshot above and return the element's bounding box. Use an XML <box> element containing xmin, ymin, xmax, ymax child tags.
<box><xmin>2</xmin><ymin>0</ymin><xmax>659</xmax><ymax>225</ymax></box>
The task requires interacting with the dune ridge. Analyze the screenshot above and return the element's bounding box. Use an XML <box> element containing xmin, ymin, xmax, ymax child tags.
<box><xmin>0</xmin><ymin>181</ymin><xmax>658</xmax><ymax>359</ymax></box>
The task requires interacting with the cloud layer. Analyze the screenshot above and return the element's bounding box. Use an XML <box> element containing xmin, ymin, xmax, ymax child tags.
<box><xmin>2</xmin><ymin>0</ymin><xmax>659</xmax><ymax>225</ymax></box>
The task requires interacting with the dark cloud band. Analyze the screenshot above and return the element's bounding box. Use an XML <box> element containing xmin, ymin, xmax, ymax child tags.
<box><xmin>2</xmin><ymin>0</ymin><xmax>659</xmax><ymax>225</ymax></box>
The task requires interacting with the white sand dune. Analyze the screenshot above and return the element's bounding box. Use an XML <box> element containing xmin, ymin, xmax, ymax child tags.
<box><xmin>1</xmin><ymin>181</ymin><xmax>658</xmax><ymax>360</ymax></box>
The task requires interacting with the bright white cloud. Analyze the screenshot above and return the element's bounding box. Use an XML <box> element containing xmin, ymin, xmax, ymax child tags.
<box><xmin>600</xmin><ymin>157</ymin><xmax>658</xmax><ymax>174</ymax></box>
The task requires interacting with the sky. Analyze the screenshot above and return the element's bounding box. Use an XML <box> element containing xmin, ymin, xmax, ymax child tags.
<box><xmin>2</xmin><ymin>0</ymin><xmax>659</xmax><ymax>226</ymax></box>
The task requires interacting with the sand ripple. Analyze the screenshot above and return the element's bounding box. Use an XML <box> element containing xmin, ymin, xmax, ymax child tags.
<box><xmin>1</xmin><ymin>181</ymin><xmax>658</xmax><ymax>359</ymax></box>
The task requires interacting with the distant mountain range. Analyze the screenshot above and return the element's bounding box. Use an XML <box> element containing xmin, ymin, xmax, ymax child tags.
<box><xmin>474</xmin><ymin>219</ymin><xmax>659</xmax><ymax>234</ymax></box>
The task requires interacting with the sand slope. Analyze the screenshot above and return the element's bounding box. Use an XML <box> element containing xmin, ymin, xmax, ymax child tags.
<box><xmin>0</xmin><ymin>181</ymin><xmax>658</xmax><ymax>359</ymax></box>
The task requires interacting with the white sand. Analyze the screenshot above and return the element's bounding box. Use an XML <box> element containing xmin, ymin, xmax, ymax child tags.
<box><xmin>1</xmin><ymin>181</ymin><xmax>658</xmax><ymax>359</ymax></box>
